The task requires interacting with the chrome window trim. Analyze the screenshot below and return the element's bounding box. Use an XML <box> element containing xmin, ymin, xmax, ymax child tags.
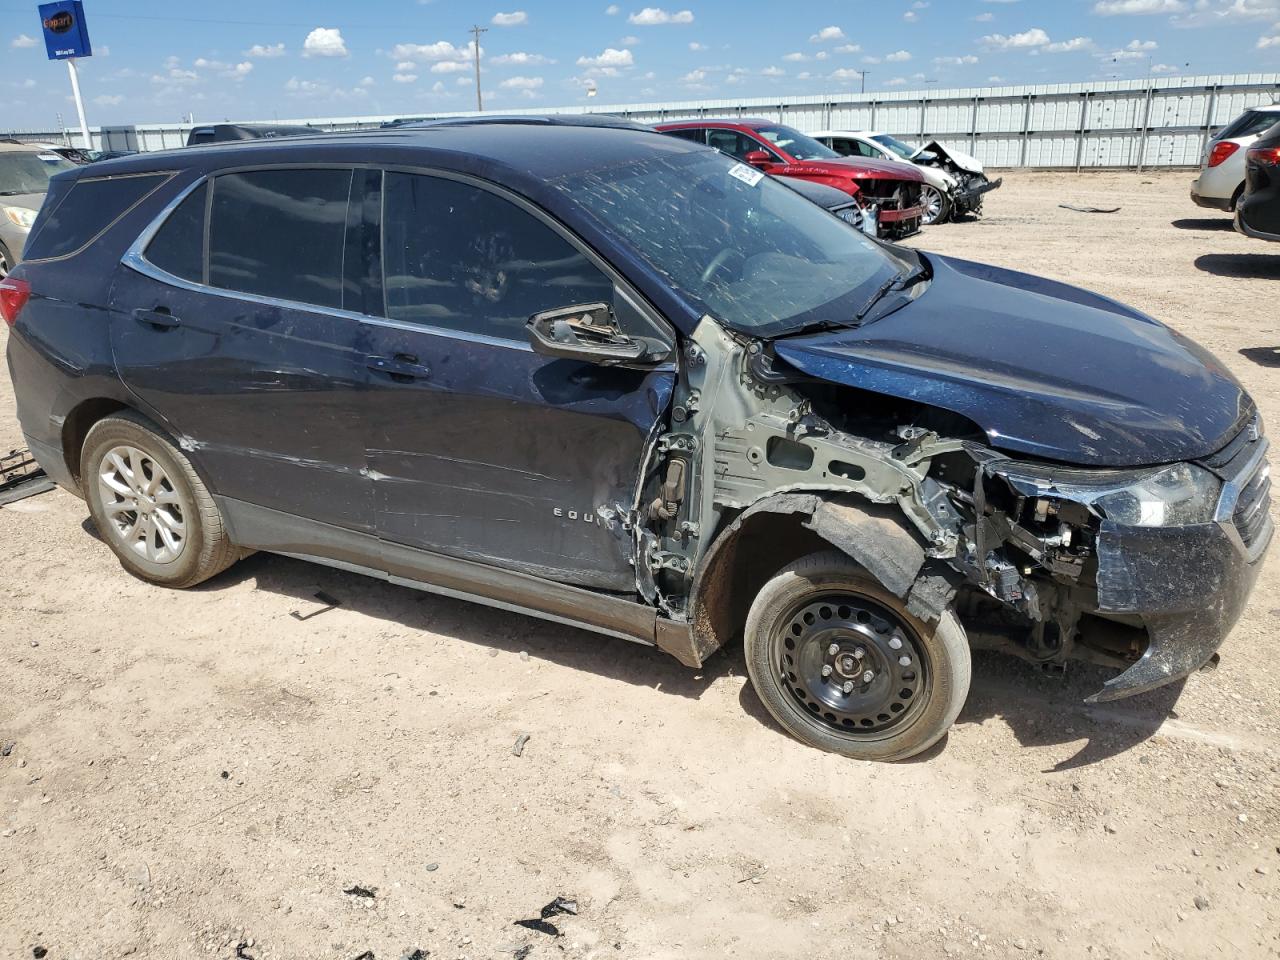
<box><xmin>121</xmin><ymin>162</ymin><xmax>679</xmax><ymax>356</ymax></box>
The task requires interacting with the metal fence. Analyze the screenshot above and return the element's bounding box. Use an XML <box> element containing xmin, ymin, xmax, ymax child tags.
<box><xmin>5</xmin><ymin>72</ymin><xmax>1278</xmax><ymax>169</ymax></box>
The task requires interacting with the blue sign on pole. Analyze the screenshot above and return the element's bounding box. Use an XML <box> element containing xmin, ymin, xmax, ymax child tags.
<box><xmin>38</xmin><ymin>1</ymin><xmax>92</xmax><ymax>60</ymax></box>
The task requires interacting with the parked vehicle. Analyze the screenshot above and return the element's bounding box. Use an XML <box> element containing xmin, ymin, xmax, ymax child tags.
<box><xmin>0</xmin><ymin>141</ymin><xmax>78</xmax><ymax>278</ymax></box>
<box><xmin>1235</xmin><ymin>122</ymin><xmax>1280</xmax><ymax>242</ymax></box>
<box><xmin>185</xmin><ymin>123</ymin><xmax>319</xmax><ymax>146</ymax></box>
<box><xmin>1191</xmin><ymin>104</ymin><xmax>1280</xmax><ymax>212</ymax></box>
<box><xmin>3</xmin><ymin>118</ymin><xmax>1271</xmax><ymax>761</ymax></box>
<box><xmin>812</xmin><ymin>130</ymin><xmax>1001</xmax><ymax>225</ymax></box>
<box><xmin>776</xmin><ymin>177</ymin><xmax>867</xmax><ymax>231</ymax></box>
<box><xmin>655</xmin><ymin>119</ymin><xmax>927</xmax><ymax>240</ymax></box>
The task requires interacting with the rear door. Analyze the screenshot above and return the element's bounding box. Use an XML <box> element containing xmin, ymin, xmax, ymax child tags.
<box><xmin>356</xmin><ymin>169</ymin><xmax>676</xmax><ymax>591</ymax></box>
<box><xmin>109</xmin><ymin>167</ymin><xmax>373</xmax><ymax>532</ymax></box>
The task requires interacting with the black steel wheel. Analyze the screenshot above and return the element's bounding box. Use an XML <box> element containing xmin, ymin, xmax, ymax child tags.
<box><xmin>745</xmin><ymin>550</ymin><xmax>970</xmax><ymax>761</ymax></box>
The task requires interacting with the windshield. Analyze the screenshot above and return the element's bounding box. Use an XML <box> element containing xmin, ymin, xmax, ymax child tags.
<box><xmin>557</xmin><ymin>149</ymin><xmax>904</xmax><ymax>336</ymax></box>
<box><xmin>753</xmin><ymin>125</ymin><xmax>842</xmax><ymax>162</ymax></box>
<box><xmin>871</xmin><ymin>134</ymin><xmax>919</xmax><ymax>160</ymax></box>
<box><xmin>0</xmin><ymin>151</ymin><xmax>77</xmax><ymax>196</ymax></box>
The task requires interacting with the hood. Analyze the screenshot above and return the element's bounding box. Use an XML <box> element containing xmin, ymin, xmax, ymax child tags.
<box><xmin>785</xmin><ymin>157</ymin><xmax>926</xmax><ymax>183</ymax></box>
<box><xmin>0</xmin><ymin>192</ymin><xmax>45</xmax><ymax>213</ymax></box>
<box><xmin>773</xmin><ymin>254</ymin><xmax>1252</xmax><ymax>467</ymax></box>
<box><xmin>919</xmin><ymin>141</ymin><xmax>984</xmax><ymax>176</ymax></box>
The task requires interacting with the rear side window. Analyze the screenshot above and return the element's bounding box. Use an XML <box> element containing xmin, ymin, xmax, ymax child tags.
<box><xmin>381</xmin><ymin>172</ymin><xmax>613</xmax><ymax>340</ymax></box>
<box><xmin>23</xmin><ymin>172</ymin><xmax>169</xmax><ymax>261</ymax></box>
<box><xmin>1217</xmin><ymin>110</ymin><xmax>1280</xmax><ymax>141</ymax></box>
<box><xmin>208</xmin><ymin>169</ymin><xmax>352</xmax><ymax>310</ymax></box>
<box><xmin>145</xmin><ymin>182</ymin><xmax>207</xmax><ymax>283</ymax></box>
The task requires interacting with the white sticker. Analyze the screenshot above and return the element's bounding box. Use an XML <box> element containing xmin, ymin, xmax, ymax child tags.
<box><xmin>728</xmin><ymin>163</ymin><xmax>764</xmax><ymax>187</ymax></box>
<box><xmin>37</xmin><ymin>153</ymin><xmax>61</xmax><ymax>162</ymax></box>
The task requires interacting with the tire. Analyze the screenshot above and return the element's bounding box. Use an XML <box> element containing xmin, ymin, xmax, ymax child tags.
<box><xmin>744</xmin><ymin>550</ymin><xmax>970</xmax><ymax>762</ymax></box>
<box><xmin>919</xmin><ymin>185</ymin><xmax>951</xmax><ymax>226</ymax></box>
<box><xmin>0</xmin><ymin>241</ymin><xmax>13</xmax><ymax>280</ymax></box>
<box><xmin>81</xmin><ymin>412</ymin><xmax>241</xmax><ymax>588</ymax></box>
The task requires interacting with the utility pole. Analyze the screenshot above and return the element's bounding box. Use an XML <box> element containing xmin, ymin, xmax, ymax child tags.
<box><xmin>469</xmin><ymin>24</ymin><xmax>488</xmax><ymax>111</ymax></box>
<box><xmin>860</xmin><ymin>70</ymin><xmax>869</xmax><ymax>95</ymax></box>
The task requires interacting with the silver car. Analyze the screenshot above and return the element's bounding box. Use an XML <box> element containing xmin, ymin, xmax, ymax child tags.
<box><xmin>1191</xmin><ymin>105</ymin><xmax>1280</xmax><ymax>213</ymax></box>
<box><xmin>0</xmin><ymin>141</ymin><xmax>78</xmax><ymax>278</ymax></box>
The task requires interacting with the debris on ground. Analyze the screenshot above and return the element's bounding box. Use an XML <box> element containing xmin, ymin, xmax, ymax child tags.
<box><xmin>0</xmin><ymin>448</ymin><xmax>54</xmax><ymax>507</ymax></box>
<box><xmin>1194</xmin><ymin>895</ymin><xmax>1211</xmax><ymax>911</ymax></box>
<box><xmin>31</xmin><ymin>947</ymin><xmax>47</xmax><ymax>959</ymax></box>
<box><xmin>514</xmin><ymin>896</ymin><xmax>579</xmax><ymax>937</ymax></box>
<box><xmin>0</xmin><ymin>741</ymin><xmax>14</xmax><ymax>757</ymax></box>
<box><xmin>343</xmin><ymin>885</ymin><xmax>377</xmax><ymax>899</ymax></box>
<box><xmin>350</xmin><ymin>952</ymin><xmax>374</xmax><ymax>960</ymax></box>
<box><xmin>425</xmin><ymin>862</ymin><xmax>439</xmax><ymax>872</ymax></box>
<box><xmin>235</xmin><ymin>943</ymin><xmax>256</xmax><ymax>959</ymax></box>
<box><xmin>400</xmin><ymin>950</ymin><xmax>427</xmax><ymax>960</ymax></box>
<box><xmin>513</xmin><ymin>948</ymin><xmax>531</xmax><ymax>960</ymax></box>
<box><xmin>512</xmin><ymin>733</ymin><xmax>531</xmax><ymax>757</ymax></box>
<box><xmin>290</xmin><ymin>590</ymin><xmax>342</xmax><ymax>622</ymax></box>
<box><xmin>1058</xmin><ymin>203</ymin><xmax>1121</xmax><ymax>214</ymax></box>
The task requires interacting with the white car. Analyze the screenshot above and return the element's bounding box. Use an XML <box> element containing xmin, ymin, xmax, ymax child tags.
<box><xmin>812</xmin><ymin>130</ymin><xmax>1001</xmax><ymax>225</ymax></box>
<box><xmin>1191</xmin><ymin>104</ymin><xmax>1280</xmax><ymax>213</ymax></box>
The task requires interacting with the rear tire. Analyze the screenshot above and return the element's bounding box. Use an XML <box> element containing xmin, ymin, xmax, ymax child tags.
<box><xmin>0</xmin><ymin>241</ymin><xmax>13</xmax><ymax>280</ymax></box>
<box><xmin>82</xmin><ymin>412</ymin><xmax>240</xmax><ymax>588</ymax></box>
<box><xmin>744</xmin><ymin>550</ymin><xmax>970</xmax><ymax>762</ymax></box>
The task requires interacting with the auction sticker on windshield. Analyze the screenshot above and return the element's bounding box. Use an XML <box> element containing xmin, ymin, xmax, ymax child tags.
<box><xmin>728</xmin><ymin>163</ymin><xmax>764</xmax><ymax>187</ymax></box>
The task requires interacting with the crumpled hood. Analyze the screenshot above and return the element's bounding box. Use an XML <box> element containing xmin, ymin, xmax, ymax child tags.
<box><xmin>773</xmin><ymin>254</ymin><xmax>1253</xmax><ymax>467</ymax></box>
<box><xmin>919</xmin><ymin>141</ymin><xmax>985</xmax><ymax>176</ymax></box>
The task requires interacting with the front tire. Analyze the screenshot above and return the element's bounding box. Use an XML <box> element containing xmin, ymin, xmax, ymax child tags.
<box><xmin>82</xmin><ymin>412</ymin><xmax>240</xmax><ymax>588</ymax></box>
<box><xmin>0</xmin><ymin>241</ymin><xmax>13</xmax><ymax>280</ymax></box>
<box><xmin>919</xmin><ymin>185</ymin><xmax>950</xmax><ymax>226</ymax></box>
<box><xmin>744</xmin><ymin>551</ymin><xmax>970</xmax><ymax>761</ymax></box>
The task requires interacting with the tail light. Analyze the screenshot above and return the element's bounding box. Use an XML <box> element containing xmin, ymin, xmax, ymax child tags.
<box><xmin>1247</xmin><ymin>145</ymin><xmax>1280</xmax><ymax>166</ymax></box>
<box><xmin>0</xmin><ymin>277</ymin><xmax>32</xmax><ymax>326</ymax></box>
<box><xmin>1208</xmin><ymin>140</ymin><xmax>1240</xmax><ymax>168</ymax></box>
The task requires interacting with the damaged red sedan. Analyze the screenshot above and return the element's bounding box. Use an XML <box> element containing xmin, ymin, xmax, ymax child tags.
<box><xmin>655</xmin><ymin>119</ymin><xmax>927</xmax><ymax>239</ymax></box>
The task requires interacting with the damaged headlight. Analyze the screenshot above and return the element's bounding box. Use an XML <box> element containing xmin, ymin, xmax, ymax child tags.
<box><xmin>996</xmin><ymin>461</ymin><xmax>1221</xmax><ymax>528</ymax></box>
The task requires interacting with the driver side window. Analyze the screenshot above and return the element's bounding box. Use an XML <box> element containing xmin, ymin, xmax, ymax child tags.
<box><xmin>380</xmin><ymin>172</ymin><xmax>614</xmax><ymax>341</ymax></box>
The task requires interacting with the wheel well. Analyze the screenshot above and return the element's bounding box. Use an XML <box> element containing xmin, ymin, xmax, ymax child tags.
<box><xmin>690</xmin><ymin>510</ymin><xmax>830</xmax><ymax>658</ymax></box>
<box><xmin>62</xmin><ymin>398</ymin><xmax>131</xmax><ymax>485</ymax></box>
<box><xmin>1230</xmin><ymin>181</ymin><xmax>1246</xmax><ymax>210</ymax></box>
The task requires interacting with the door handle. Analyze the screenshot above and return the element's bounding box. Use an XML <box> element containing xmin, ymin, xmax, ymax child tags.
<box><xmin>134</xmin><ymin>308</ymin><xmax>180</xmax><ymax>330</ymax></box>
<box><xmin>366</xmin><ymin>354</ymin><xmax>431</xmax><ymax>382</ymax></box>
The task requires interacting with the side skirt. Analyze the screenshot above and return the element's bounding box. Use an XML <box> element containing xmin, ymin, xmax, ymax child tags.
<box><xmin>218</xmin><ymin>497</ymin><xmax>697</xmax><ymax>657</ymax></box>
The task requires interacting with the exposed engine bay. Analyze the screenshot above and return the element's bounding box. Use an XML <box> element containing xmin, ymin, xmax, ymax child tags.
<box><xmin>917</xmin><ymin>140</ymin><xmax>1004</xmax><ymax>217</ymax></box>
<box><xmin>633</xmin><ymin>318</ymin><xmax>1270</xmax><ymax>703</ymax></box>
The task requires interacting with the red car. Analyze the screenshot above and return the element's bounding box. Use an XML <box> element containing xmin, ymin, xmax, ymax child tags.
<box><xmin>655</xmin><ymin>119</ymin><xmax>927</xmax><ymax>239</ymax></box>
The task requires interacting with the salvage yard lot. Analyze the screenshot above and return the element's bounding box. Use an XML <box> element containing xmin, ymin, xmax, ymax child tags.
<box><xmin>2</xmin><ymin>169</ymin><xmax>1278</xmax><ymax>960</ymax></box>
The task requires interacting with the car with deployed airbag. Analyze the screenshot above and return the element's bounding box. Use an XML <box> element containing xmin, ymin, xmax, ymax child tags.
<box><xmin>2</xmin><ymin>117</ymin><xmax>1270</xmax><ymax>761</ymax></box>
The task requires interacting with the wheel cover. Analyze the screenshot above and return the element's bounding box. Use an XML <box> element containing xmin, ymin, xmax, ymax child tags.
<box><xmin>920</xmin><ymin>186</ymin><xmax>944</xmax><ymax>225</ymax></box>
<box><xmin>0</xmin><ymin>249</ymin><xmax>9</xmax><ymax>280</ymax></box>
<box><xmin>97</xmin><ymin>444</ymin><xmax>188</xmax><ymax>564</ymax></box>
<box><xmin>772</xmin><ymin>592</ymin><xmax>930</xmax><ymax>736</ymax></box>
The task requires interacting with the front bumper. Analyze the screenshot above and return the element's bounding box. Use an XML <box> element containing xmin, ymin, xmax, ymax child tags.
<box><xmin>878</xmin><ymin>203</ymin><xmax>925</xmax><ymax>224</ymax></box>
<box><xmin>953</xmin><ymin>177</ymin><xmax>1002</xmax><ymax>212</ymax></box>
<box><xmin>1087</xmin><ymin>436</ymin><xmax>1272</xmax><ymax>702</ymax></box>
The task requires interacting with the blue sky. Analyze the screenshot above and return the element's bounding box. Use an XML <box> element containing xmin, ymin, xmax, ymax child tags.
<box><xmin>3</xmin><ymin>0</ymin><xmax>1279</xmax><ymax>128</ymax></box>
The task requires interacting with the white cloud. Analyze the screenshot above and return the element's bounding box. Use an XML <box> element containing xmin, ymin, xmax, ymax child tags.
<box><xmin>829</xmin><ymin>68</ymin><xmax>865</xmax><ymax>80</ymax></box>
<box><xmin>359</xmin><ymin>76</ymin><xmax>375</xmax><ymax>86</ymax></box>
<box><xmin>1127</xmin><ymin>38</ymin><xmax>1159</xmax><ymax>50</ymax></box>
<box><xmin>934</xmin><ymin>54</ymin><xmax>980</xmax><ymax>65</ymax></box>
<box><xmin>194</xmin><ymin>58</ymin><xmax>227</xmax><ymax>69</ymax></box>
<box><xmin>391</xmin><ymin>40</ymin><xmax>475</xmax><ymax>63</ymax></box>
<box><xmin>761</xmin><ymin>65</ymin><xmax>785</xmax><ymax>76</ymax></box>
<box><xmin>834</xmin><ymin>43</ymin><xmax>862</xmax><ymax>53</ymax></box>
<box><xmin>431</xmin><ymin>80</ymin><xmax>445</xmax><ymax>92</ymax></box>
<box><xmin>628</xmin><ymin>7</ymin><xmax>694</xmax><ymax>24</ymax></box>
<box><xmin>863</xmin><ymin>55</ymin><xmax>881</xmax><ymax>64</ymax></box>
<box><xmin>430</xmin><ymin>61</ymin><xmax>470</xmax><ymax>73</ymax></box>
<box><xmin>885</xmin><ymin>49</ymin><xmax>913</xmax><ymax>61</ymax></box>
<box><xmin>11</xmin><ymin>34</ymin><xmax>37</xmax><ymax>49</ymax></box>
<box><xmin>987</xmin><ymin>74</ymin><xmax>1005</xmax><ymax>82</ymax></box>
<box><xmin>93</xmin><ymin>94</ymin><xmax>124</xmax><ymax>106</ymax></box>
<box><xmin>886</xmin><ymin>77</ymin><xmax>908</xmax><ymax>86</ymax></box>
<box><xmin>491</xmin><ymin>11</ymin><xmax>528</xmax><ymax>26</ymax></box>
<box><xmin>225</xmin><ymin>61</ymin><xmax>254</xmax><ymax>79</ymax></box>
<box><xmin>809</xmin><ymin>25</ymin><xmax>846</xmax><ymax>42</ymax></box>
<box><xmin>606</xmin><ymin>3</ymin><xmax>620</xmax><ymax>12</ymax></box>
<box><xmin>1172</xmin><ymin>0</ymin><xmax>1279</xmax><ymax>26</ymax></box>
<box><xmin>974</xmin><ymin>12</ymin><xmax>995</xmax><ymax>21</ymax></box>
<box><xmin>1093</xmin><ymin>0</ymin><xmax>1186</xmax><ymax>13</ymax></box>
<box><xmin>681</xmin><ymin>68</ymin><xmax>705</xmax><ymax>83</ymax></box>
<box><xmin>491</xmin><ymin>51</ymin><xmax>555</xmax><ymax>65</ymax></box>
<box><xmin>151</xmin><ymin>67</ymin><xmax>198</xmax><ymax>85</ymax></box>
<box><xmin>285</xmin><ymin>77</ymin><xmax>369</xmax><ymax>100</ymax></box>
<box><xmin>499</xmin><ymin>75</ymin><xmax>543</xmax><ymax>88</ymax></box>
<box><xmin>302</xmin><ymin>27</ymin><xmax>348</xmax><ymax>58</ymax></box>
<box><xmin>782</xmin><ymin>51</ymin><xmax>808</xmax><ymax>61</ymax></box>
<box><xmin>576</xmin><ymin>47</ymin><xmax>634</xmax><ymax>67</ymax></box>
<box><xmin>1261</xmin><ymin>32</ymin><xmax>1280</xmax><ymax>47</ymax></box>
<box><xmin>981</xmin><ymin>27</ymin><xmax>1050</xmax><ymax>48</ymax></box>
<box><xmin>393</xmin><ymin>73</ymin><xmax>418</xmax><ymax>83</ymax></box>
<box><xmin>1043</xmin><ymin>37</ymin><xmax>1095</xmax><ymax>52</ymax></box>
<box><xmin>904</xmin><ymin>10</ymin><xmax>919</xmax><ymax>21</ymax></box>
<box><xmin>1151</xmin><ymin>62</ymin><xmax>1181</xmax><ymax>71</ymax></box>
<box><xmin>689</xmin><ymin>41</ymin><xmax>706</xmax><ymax>50</ymax></box>
<box><xmin>244</xmin><ymin>42</ymin><xmax>285</xmax><ymax>58</ymax></box>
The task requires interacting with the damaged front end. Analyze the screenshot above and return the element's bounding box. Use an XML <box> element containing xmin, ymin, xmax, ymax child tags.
<box><xmin>918</xmin><ymin>140</ymin><xmax>1003</xmax><ymax>217</ymax></box>
<box><xmin>637</xmin><ymin>317</ymin><xmax>1271</xmax><ymax>703</ymax></box>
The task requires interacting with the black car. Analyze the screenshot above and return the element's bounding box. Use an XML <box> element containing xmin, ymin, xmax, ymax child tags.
<box><xmin>1236</xmin><ymin>122</ymin><xmax>1280</xmax><ymax>242</ymax></box>
<box><xmin>1</xmin><ymin>118</ymin><xmax>1271</xmax><ymax>761</ymax></box>
<box><xmin>185</xmin><ymin>123</ymin><xmax>319</xmax><ymax>146</ymax></box>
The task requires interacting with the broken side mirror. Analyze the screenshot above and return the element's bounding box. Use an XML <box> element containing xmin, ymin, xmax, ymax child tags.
<box><xmin>527</xmin><ymin>303</ymin><xmax>662</xmax><ymax>366</ymax></box>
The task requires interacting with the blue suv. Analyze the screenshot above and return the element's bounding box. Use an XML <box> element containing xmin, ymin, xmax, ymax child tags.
<box><xmin>2</xmin><ymin>117</ymin><xmax>1270</xmax><ymax>760</ymax></box>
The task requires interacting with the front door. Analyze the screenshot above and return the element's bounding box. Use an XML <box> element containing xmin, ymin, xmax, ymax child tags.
<box><xmin>357</xmin><ymin>170</ymin><xmax>675</xmax><ymax>591</ymax></box>
<box><xmin>109</xmin><ymin>168</ymin><xmax>372</xmax><ymax>532</ymax></box>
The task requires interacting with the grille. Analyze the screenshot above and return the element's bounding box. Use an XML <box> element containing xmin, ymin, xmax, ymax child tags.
<box><xmin>1233</xmin><ymin>458</ymin><xmax>1271</xmax><ymax>550</ymax></box>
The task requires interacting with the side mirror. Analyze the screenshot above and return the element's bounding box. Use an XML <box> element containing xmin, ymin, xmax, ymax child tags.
<box><xmin>744</xmin><ymin>149</ymin><xmax>774</xmax><ymax>168</ymax></box>
<box><xmin>527</xmin><ymin>303</ymin><xmax>654</xmax><ymax>366</ymax></box>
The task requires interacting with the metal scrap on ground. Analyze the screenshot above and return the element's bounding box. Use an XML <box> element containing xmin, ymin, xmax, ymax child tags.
<box><xmin>1059</xmin><ymin>203</ymin><xmax>1122</xmax><ymax>213</ymax></box>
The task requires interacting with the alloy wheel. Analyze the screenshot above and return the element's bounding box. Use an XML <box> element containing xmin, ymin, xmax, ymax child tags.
<box><xmin>97</xmin><ymin>444</ymin><xmax>188</xmax><ymax>564</ymax></box>
<box><xmin>771</xmin><ymin>592</ymin><xmax>929</xmax><ymax>735</ymax></box>
<box><xmin>920</xmin><ymin>186</ymin><xmax>945</xmax><ymax>226</ymax></box>
<box><xmin>0</xmin><ymin>249</ymin><xmax>10</xmax><ymax>280</ymax></box>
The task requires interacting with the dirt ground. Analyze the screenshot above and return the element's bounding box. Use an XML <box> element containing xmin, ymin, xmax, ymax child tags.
<box><xmin>2</xmin><ymin>169</ymin><xmax>1279</xmax><ymax>960</ymax></box>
